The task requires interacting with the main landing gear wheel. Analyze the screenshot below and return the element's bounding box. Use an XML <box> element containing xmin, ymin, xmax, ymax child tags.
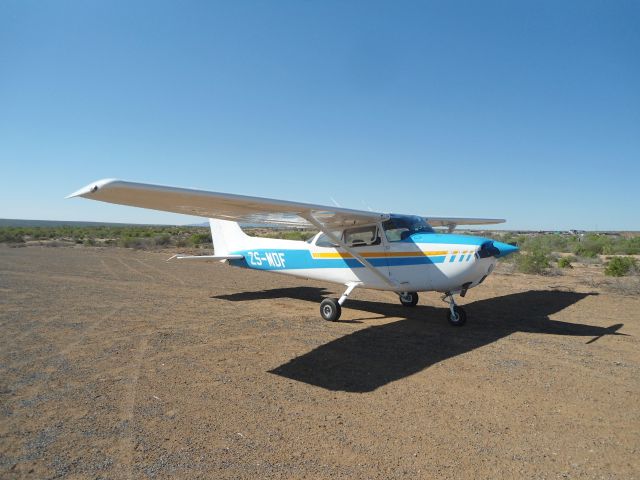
<box><xmin>399</xmin><ymin>292</ymin><xmax>419</xmax><ymax>307</ymax></box>
<box><xmin>447</xmin><ymin>305</ymin><xmax>467</xmax><ymax>326</ymax></box>
<box><xmin>320</xmin><ymin>298</ymin><xmax>341</xmax><ymax>322</ymax></box>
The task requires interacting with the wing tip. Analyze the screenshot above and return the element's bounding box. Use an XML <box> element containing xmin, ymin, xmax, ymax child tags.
<box><xmin>66</xmin><ymin>178</ymin><xmax>120</xmax><ymax>199</ymax></box>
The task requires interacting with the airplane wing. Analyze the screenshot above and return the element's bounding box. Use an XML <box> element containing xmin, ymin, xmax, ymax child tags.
<box><xmin>68</xmin><ymin>179</ymin><xmax>505</xmax><ymax>230</ymax></box>
<box><xmin>426</xmin><ymin>217</ymin><xmax>505</xmax><ymax>228</ymax></box>
<box><xmin>67</xmin><ymin>179</ymin><xmax>385</xmax><ymax>229</ymax></box>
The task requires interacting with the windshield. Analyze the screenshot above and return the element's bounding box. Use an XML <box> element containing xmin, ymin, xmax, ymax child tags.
<box><xmin>382</xmin><ymin>214</ymin><xmax>434</xmax><ymax>242</ymax></box>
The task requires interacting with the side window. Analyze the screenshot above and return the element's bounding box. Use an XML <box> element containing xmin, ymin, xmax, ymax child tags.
<box><xmin>315</xmin><ymin>233</ymin><xmax>338</xmax><ymax>248</ymax></box>
<box><xmin>343</xmin><ymin>226</ymin><xmax>379</xmax><ymax>247</ymax></box>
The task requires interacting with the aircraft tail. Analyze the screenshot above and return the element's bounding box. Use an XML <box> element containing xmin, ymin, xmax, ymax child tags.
<box><xmin>208</xmin><ymin>219</ymin><xmax>249</xmax><ymax>256</ymax></box>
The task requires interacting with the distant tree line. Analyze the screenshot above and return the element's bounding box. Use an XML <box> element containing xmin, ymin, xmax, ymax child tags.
<box><xmin>1</xmin><ymin>226</ymin><xmax>637</xmax><ymax>277</ymax></box>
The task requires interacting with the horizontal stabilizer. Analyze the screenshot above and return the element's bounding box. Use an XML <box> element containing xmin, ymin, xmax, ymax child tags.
<box><xmin>166</xmin><ymin>254</ymin><xmax>243</xmax><ymax>262</ymax></box>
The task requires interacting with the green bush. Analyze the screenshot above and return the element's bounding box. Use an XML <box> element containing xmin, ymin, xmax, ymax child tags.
<box><xmin>188</xmin><ymin>233</ymin><xmax>211</xmax><ymax>246</ymax></box>
<box><xmin>557</xmin><ymin>257</ymin><xmax>573</xmax><ymax>269</ymax></box>
<box><xmin>515</xmin><ymin>246</ymin><xmax>551</xmax><ymax>274</ymax></box>
<box><xmin>517</xmin><ymin>234</ymin><xmax>572</xmax><ymax>255</ymax></box>
<box><xmin>604</xmin><ymin>257</ymin><xmax>637</xmax><ymax>277</ymax></box>
<box><xmin>572</xmin><ymin>234</ymin><xmax>611</xmax><ymax>258</ymax></box>
<box><xmin>574</xmin><ymin>245</ymin><xmax>598</xmax><ymax>258</ymax></box>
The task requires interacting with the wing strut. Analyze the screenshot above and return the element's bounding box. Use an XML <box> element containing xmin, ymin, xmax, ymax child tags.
<box><xmin>305</xmin><ymin>212</ymin><xmax>398</xmax><ymax>289</ymax></box>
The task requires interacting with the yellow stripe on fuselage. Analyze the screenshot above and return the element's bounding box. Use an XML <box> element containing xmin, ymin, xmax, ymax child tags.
<box><xmin>312</xmin><ymin>250</ymin><xmax>449</xmax><ymax>259</ymax></box>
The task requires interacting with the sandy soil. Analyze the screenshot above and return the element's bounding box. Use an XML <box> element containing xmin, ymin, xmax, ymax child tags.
<box><xmin>1</xmin><ymin>246</ymin><xmax>639</xmax><ymax>479</ymax></box>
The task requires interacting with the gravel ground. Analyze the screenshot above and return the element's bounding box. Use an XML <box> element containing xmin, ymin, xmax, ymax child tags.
<box><xmin>1</xmin><ymin>246</ymin><xmax>638</xmax><ymax>479</ymax></box>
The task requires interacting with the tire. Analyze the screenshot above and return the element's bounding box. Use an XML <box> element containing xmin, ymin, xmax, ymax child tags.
<box><xmin>399</xmin><ymin>292</ymin><xmax>419</xmax><ymax>307</ymax></box>
<box><xmin>447</xmin><ymin>305</ymin><xmax>467</xmax><ymax>326</ymax></box>
<box><xmin>320</xmin><ymin>298</ymin><xmax>341</xmax><ymax>322</ymax></box>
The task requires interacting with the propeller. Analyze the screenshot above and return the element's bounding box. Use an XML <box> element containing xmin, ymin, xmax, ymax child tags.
<box><xmin>476</xmin><ymin>240</ymin><xmax>519</xmax><ymax>259</ymax></box>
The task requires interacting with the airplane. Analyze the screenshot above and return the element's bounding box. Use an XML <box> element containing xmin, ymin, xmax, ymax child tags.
<box><xmin>68</xmin><ymin>178</ymin><xmax>519</xmax><ymax>326</ymax></box>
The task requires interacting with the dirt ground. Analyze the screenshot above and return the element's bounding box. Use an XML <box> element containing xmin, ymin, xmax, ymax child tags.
<box><xmin>1</xmin><ymin>246</ymin><xmax>638</xmax><ymax>479</ymax></box>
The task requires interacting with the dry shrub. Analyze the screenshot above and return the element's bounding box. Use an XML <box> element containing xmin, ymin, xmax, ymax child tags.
<box><xmin>43</xmin><ymin>240</ymin><xmax>67</xmax><ymax>248</ymax></box>
<box><xmin>603</xmin><ymin>277</ymin><xmax>640</xmax><ymax>296</ymax></box>
<box><xmin>576</xmin><ymin>256</ymin><xmax>602</xmax><ymax>265</ymax></box>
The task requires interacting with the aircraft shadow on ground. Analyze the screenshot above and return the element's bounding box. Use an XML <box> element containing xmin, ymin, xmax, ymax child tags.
<box><xmin>212</xmin><ymin>288</ymin><xmax>626</xmax><ymax>393</ymax></box>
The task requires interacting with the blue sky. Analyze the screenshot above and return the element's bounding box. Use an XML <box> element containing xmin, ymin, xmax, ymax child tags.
<box><xmin>1</xmin><ymin>1</ymin><xmax>638</xmax><ymax>230</ymax></box>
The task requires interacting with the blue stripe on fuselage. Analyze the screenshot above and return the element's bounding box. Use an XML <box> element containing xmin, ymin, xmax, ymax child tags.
<box><xmin>229</xmin><ymin>248</ymin><xmax>449</xmax><ymax>271</ymax></box>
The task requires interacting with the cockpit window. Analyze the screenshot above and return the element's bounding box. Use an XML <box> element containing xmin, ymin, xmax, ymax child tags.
<box><xmin>344</xmin><ymin>225</ymin><xmax>380</xmax><ymax>247</ymax></box>
<box><xmin>382</xmin><ymin>214</ymin><xmax>434</xmax><ymax>242</ymax></box>
<box><xmin>313</xmin><ymin>226</ymin><xmax>381</xmax><ymax>248</ymax></box>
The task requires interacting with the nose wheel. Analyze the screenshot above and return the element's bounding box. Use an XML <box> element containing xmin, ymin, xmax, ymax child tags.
<box><xmin>447</xmin><ymin>305</ymin><xmax>467</xmax><ymax>326</ymax></box>
<box><xmin>443</xmin><ymin>293</ymin><xmax>467</xmax><ymax>326</ymax></box>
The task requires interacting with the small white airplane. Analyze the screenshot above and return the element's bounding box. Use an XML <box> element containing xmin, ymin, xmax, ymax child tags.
<box><xmin>68</xmin><ymin>179</ymin><xmax>519</xmax><ymax>325</ymax></box>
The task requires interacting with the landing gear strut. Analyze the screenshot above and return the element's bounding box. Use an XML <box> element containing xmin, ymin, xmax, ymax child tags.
<box><xmin>320</xmin><ymin>283</ymin><xmax>358</xmax><ymax>322</ymax></box>
<box><xmin>398</xmin><ymin>291</ymin><xmax>419</xmax><ymax>307</ymax></box>
<box><xmin>443</xmin><ymin>293</ymin><xmax>467</xmax><ymax>326</ymax></box>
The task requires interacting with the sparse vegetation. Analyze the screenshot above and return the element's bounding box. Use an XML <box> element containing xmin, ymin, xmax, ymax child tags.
<box><xmin>247</xmin><ymin>229</ymin><xmax>315</xmax><ymax>241</ymax></box>
<box><xmin>604</xmin><ymin>256</ymin><xmax>637</xmax><ymax>277</ymax></box>
<box><xmin>493</xmin><ymin>232</ymin><xmax>640</xmax><ymax>258</ymax></box>
<box><xmin>0</xmin><ymin>225</ymin><xmax>211</xmax><ymax>250</ymax></box>
<box><xmin>515</xmin><ymin>245</ymin><xmax>551</xmax><ymax>274</ymax></box>
<box><xmin>492</xmin><ymin>232</ymin><xmax>640</xmax><ymax>276</ymax></box>
<box><xmin>557</xmin><ymin>256</ymin><xmax>574</xmax><ymax>269</ymax></box>
<box><xmin>0</xmin><ymin>225</ymin><xmax>316</xmax><ymax>250</ymax></box>
<box><xmin>0</xmin><ymin>230</ymin><xmax>25</xmax><ymax>243</ymax></box>
<box><xmin>604</xmin><ymin>276</ymin><xmax>640</xmax><ymax>295</ymax></box>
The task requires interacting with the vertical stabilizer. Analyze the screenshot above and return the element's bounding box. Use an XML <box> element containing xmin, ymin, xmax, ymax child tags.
<box><xmin>208</xmin><ymin>219</ymin><xmax>248</xmax><ymax>255</ymax></box>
